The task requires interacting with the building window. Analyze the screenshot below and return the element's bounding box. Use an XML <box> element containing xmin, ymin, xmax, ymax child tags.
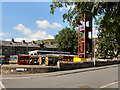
<box><xmin>24</xmin><ymin>52</ymin><xmax>26</xmax><ymax>54</ymax></box>
<box><xmin>17</xmin><ymin>51</ymin><xmax>19</xmax><ymax>55</ymax></box>
<box><xmin>4</xmin><ymin>49</ymin><xmax>8</xmax><ymax>55</ymax></box>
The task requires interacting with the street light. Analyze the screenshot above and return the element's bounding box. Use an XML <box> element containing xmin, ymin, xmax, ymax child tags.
<box><xmin>94</xmin><ymin>26</ymin><xmax>97</xmax><ymax>67</ymax></box>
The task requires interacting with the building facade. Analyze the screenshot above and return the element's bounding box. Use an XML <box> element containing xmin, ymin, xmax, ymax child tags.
<box><xmin>0</xmin><ymin>39</ymin><xmax>57</xmax><ymax>61</ymax></box>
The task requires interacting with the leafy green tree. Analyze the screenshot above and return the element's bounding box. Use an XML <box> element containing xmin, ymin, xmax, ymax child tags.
<box><xmin>97</xmin><ymin>30</ymin><xmax>119</xmax><ymax>59</ymax></box>
<box><xmin>55</xmin><ymin>27</ymin><xmax>78</xmax><ymax>54</ymax></box>
<box><xmin>96</xmin><ymin>2</ymin><xmax>120</xmax><ymax>58</ymax></box>
<box><xmin>97</xmin><ymin>9</ymin><xmax>120</xmax><ymax>58</ymax></box>
<box><xmin>50</xmin><ymin>2</ymin><xmax>119</xmax><ymax>27</ymax></box>
<box><xmin>50</xmin><ymin>2</ymin><xmax>120</xmax><ymax>58</ymax></box>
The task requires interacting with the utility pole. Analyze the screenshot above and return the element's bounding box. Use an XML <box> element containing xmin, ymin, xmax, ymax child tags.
<box><xmin>94</xmin><ymin>26</ymin><xmax>97</xmax><ymax>66</ymax></box>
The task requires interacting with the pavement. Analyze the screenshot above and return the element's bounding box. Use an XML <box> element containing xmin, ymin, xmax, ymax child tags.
<box><xmin>0</xmin><ymin>65</ymin><xmax>4</xmax><ymax>90</ymax></box>
<box><xmin>2</xmin><ymin>64</ymin><xmax>120</xmax><ymax>89</ymax></box>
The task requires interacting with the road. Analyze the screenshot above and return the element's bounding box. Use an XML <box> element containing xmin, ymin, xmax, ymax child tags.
<box><xmin>2</xmin><ymin>65</ymin><xmax>120</xmax><ymax>89</ymax></box>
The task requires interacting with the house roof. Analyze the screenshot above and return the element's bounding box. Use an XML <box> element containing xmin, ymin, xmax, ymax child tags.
<box><xmin>0</xmin><ymin>40</ymin><xmax>57</xmax><ymax>48</ymax></box>
<box><xmin>44</xmin><ymin>43</ymin><xmax>57</xmax><ymax>48</ymax></box>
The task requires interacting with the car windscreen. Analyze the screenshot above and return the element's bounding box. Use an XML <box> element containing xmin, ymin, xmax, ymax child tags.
<box><xmin>30</xmin><ymin>57</ymin><xmax>39</xmax><ymax>61</ymax></box>
<box><xmin>9</xmin><ymin>56</ymin><xmax>18</xmax><ymax>61</ymax></box>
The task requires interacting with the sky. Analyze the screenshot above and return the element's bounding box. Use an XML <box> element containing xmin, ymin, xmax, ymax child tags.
<box><xmin>1</xmin><ymin>2</ymin><xmax>98</xmax><ymax>42</ymax></box>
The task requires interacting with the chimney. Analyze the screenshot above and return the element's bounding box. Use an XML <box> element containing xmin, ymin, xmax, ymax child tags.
<box><xmin>32</xmin><ymin>41</ymin><xmax>36</xmax><ymax>44</ymax></box>
<box><xmin>41</xmin><ymin>41</ymin><xmax>44</xmax><ymax>44</ymax></box>
<box><xmin>39</xmin><ymin>41</ymin><xmax>44</xmax><ymax>48</ymax></box>
<box><xmin>11</xmin><ymin>38</ymin><xmax>15</xmax><ymax>43</ymax></box>
<box><xmin>22</xmin><ymin>40</ymin><xmax>26</xmax><ymax>43</ymax></box>
<box><xmin>49</xmin><ymin>41</ymin><xmax>52</xmax><ymax>45</ymax></box>
<box><xmin>51</xmin><ymin>42</ymin><xmax>53</xmax><ymax>45</ymax></box>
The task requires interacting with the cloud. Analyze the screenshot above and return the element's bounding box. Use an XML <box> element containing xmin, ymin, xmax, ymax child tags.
<box><xmin>13</xmin><ymin>24</ymin><xmax>54</xmax><ymax>42</ymax></box>
<box><xmin>0</xmin><ymin>33</ymin><xmax>6</xmax><ymax>36</ymax></box>
<box><xmin>5</xmin><ymin>38</ymin><xmax>31</xmax><ymax>42</ymax></box>
<box><xmin>14</xmin><ymin>38</ymin><xmax>30</xmax><ymax>42</ymax></box>
<box><xmin>5</xmin><ymin>20</ymin><xmax>61</xmax><ymax>42</ymax></box>
<box><xmin>14</xmin><ymin>24</ymin><xmax>32</xmax><ymax>35</ymax></box>
<box><xmin>36</xmin><ymin>20</ymin><xmax>62</xmax><ymax>29</ymax></box>
<box><xmin>5</xmin><ymin>39</ymin><xmax>11</xmax><ymax>41</ymax></box>
<box><xmin>30</xmin><ymin>30</ymin><xmax>54</xmax><ymax>40</ymax></box>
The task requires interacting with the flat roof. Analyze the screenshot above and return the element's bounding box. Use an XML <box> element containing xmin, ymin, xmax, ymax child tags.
<box><xmin>10</xmin><ymin>55</ymin><xmax>29</xmax><ymax>56</ymax></box>
<box><xmin>28</xmin><ymin>50</ymin><xmax>70</xmax><ymax>54</ymax></box>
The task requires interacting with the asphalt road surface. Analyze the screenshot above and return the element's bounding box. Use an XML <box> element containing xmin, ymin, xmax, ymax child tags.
<box><xmin>2</xmin><ymin>65</ymin><xmax>120</xmax><ymax>89</ymax></box>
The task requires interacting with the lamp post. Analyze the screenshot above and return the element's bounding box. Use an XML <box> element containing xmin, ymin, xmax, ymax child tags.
<box><xmin>94</xmin><ymin>26</ymin><xmax>97</xmax><ymax>67</ymax></box>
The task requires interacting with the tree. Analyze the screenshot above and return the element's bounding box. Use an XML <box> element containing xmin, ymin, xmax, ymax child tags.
<box><xmin>97</xmin><ymin>30</ymin><xmax>119</xmax><ymax>59</ymax></box>
<box><xmin>95</xmin><ymin>2</ymin><xmax>120</xmax><ymax>58</ymax></box>
<box><xmin>50</xmin><ymin>2</ymin><xmax>119</xmax><ymax>27</ymax></box>
<box><xmin>97</xmin><ymin>9</ymin><xmax>120</xmax><ymax>58</ymax></box>
<box><xmin>50</xmin><ymin>2</ymin><xmax>120</xmax><ymax>58</ymax></box>
<box><xmin>55</xmin><ymin>27</ymin><xmax>78</xmax><ymax>54</ymax></box>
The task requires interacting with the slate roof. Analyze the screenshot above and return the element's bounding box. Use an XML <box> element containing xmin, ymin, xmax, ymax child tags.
<box><xmin>0</xmin><ymin>40</ymin><xmax>57</xmax><ymax>48</ymax></box>
<box><xmin>44</xmin><ymin>43</ymin><xmax>57</xmax><ymax>48</ymax></box>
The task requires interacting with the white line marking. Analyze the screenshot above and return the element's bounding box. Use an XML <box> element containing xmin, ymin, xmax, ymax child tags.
<box><xmin>100</xmin><ymin>81</ymin><xmax>119</xmax><ymax>88</ymax></box>
<box><xmin>0</xmin><ymin>81</ymin><xmax>6</xmax><ymax>89</ymax></box>
<box><xmin>2</xmin><ymin>77</ymin><xmax>31</xmax><ymax>80</ymax></box>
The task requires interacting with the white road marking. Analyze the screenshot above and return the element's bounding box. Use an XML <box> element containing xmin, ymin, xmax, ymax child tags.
<box><xmin>2</xmin><ymin>77</ymin><xmax>31</xmax><ymax>80</ymax></box>
<box><xmin>0</xmin><ymin>81</ymin><xmax>6</xmax><ymax>89</ymax></box>
<box><xmin>100</xmin><ymin>81</ymin><xmax>119</xmax><ymax>88</ymax></box>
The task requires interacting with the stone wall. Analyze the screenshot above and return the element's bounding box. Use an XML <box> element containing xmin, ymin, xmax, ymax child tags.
<box><xmin>2</xmin><ymin>65</ymin><xmax>58</xmax><ymax>75</ymax></box>
<box><xmin>2</xmin><ymin>60</ymin><xmax>120</xmax><ymax>75</ymax></box>
<box><xmin>57</xmin><ymin>60</ymin><xmax>120</xmax><ymax>70</ymax></box>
